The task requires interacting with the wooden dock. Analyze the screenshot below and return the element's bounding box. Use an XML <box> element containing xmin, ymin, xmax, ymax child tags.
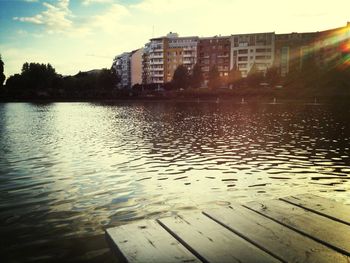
<box><xmin>106</xmin><ymin>194</ymin><xmax>350</xmax><ymax>263</ymax></box>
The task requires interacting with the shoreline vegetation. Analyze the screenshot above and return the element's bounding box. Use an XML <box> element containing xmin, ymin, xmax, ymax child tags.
<box><xmin>0</xmin><ymin>56</ymin><xmax>349</xmax><ymax>103</ymax></box>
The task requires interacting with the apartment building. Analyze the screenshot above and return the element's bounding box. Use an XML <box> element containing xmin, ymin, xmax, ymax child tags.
<box><xmin>130</xmin><ymin>48</ymin><xmax>143</xmax><ymax>87</ymax></box>
<box><xmin>197</xmin><ymin>36</ymin><xmax>231</xmax><ymax>80</ymax></box>
<box><xmin>142</xmin><ymin>42</ymin><xmax>151</xmax><ymax>84</ymax></box>
<box><xmin>274</xmin><ymin>22</ymin><xmax>350</xmax><ymax>76</ymax></box>
<box><xmin>112</xmin><ymin>52</ymin><xmax>131</xmax><ymax>88</ymax></box>
<box><xmin>148</xmin><ymin>37</ymin><xmax>165</xmax><ymax>84</ymax></box>
<box><xmin>274</xmin><ymin>32</ymin><xmax>317</xmax><ymax>77</ymax></box>
<box><xmin>113</xmin><ymin>49</ymin><xmax>143</xmax><ymax>88</ymax></box>
<box><xmin>120</xmin><ymin>22</ymin><xmax>349</xmax><ymax>86</ymax></box>
<box><xmin>165</xmin><ymin>33</ymin><xmax>198</xmax><ymax>82</ymax></box>
<box><xmin>230</xmin><ymin>32</ymin><xmax>275</xmax><ymax>77</ymax></box>
<box><xmin>145</xmin><ymin>32</ymin><xmax>199</xmax><ymax>84</ymax></box>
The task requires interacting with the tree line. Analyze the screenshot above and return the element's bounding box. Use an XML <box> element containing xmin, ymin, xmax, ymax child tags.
<box><xmin>0</xmin><ymin>60</ymin><xmax>121</xmax><ymax>100</ymax></box>
<box><xmin>0</xmin><ymin>53</ymin><xmax>349</xmax><ymax>101</ymax></box>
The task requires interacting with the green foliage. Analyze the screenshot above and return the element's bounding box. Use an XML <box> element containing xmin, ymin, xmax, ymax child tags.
<box><xmin>0</xmin><ymin>54</ymin><xmax>5</xmax><ymax>87</ymax></box>
<box><xmin>227</xmin><ymin>64</ymin><xmax>242</xmax><ymax>87</ymax></box>
<box><xmin>4</xmin><ymin>62</ymin><xmax>120</xmax><ymax>100</ymax></box>
<box><xmin>172</xmin><ymin>65</ymin><xmax>189</xmax><ymax>90</ymax></box>
<box><xmin>189</xmin><ymin>63</ymin><xmax>203</xmax><ymax>88</ymax></box>
<box><xmin>265</xmin><ymin>67</ymin><xmax>280</xmax><ymax>86</ymax></box>
<box><xmin>208</xmin><ymin>65</ymin><xmax>220</xmax><ymax>89</ymax></box>
<box><xmin>6</xmin><ymin>62</ymin><xmax>59</xmax><ymax>98</ymax></box>
<box><xmin>246</xmin><ymin>63</ymin><xmax>264</xmax><ymax>87</ymax></box>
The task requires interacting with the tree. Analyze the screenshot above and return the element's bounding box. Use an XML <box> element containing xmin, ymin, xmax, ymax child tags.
<box><xmin>5</xmin><ymin>62</ymin><xmax>60</xmax><ymax>98</ymax></box>
<box><xmin>0</xmin><ymin>54</ymin><xmax>5</xmax><ymax>87</ymax></box>
<box><xmin>110</xmin><ymin>65</ymin><xmax>121</xmax><ymax>88</ymax></box>
<box><xmin>265</xmin><ymin>67</ymin><xmax>280</xmax><ymax>86</ymax></box>
<box><xmin>246</xmin><ymin>63</ymin><xmax>264</xmax><ymax>87</ymax></box>
<box><xmin>227</xmin><ymin>64</ymin><xmax>242</xmax><ymax>88</ymax></box>
<box><xmin>208</xmin><ymin>65</ymin><xmax>220</xmax><ymax>89</ymax></box>
<box><xmin>172</xmin><ymin>65</ymin><xmax>189</xmax><ymax>90</ymax></box>
<box><xmin>190</xmin><ymin>63</ymin><xmax>203</xmax><ymax>88</ymax></box>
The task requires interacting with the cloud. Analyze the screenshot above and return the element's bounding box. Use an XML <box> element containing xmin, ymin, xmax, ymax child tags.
<box><xmin>14</xmin><ymin>15</ymin><xmax>44</xmax><ymax>24</ymax></box>
<box><xmin>81</xmin><ymin>0</ymin><xmax>114</xmax><ymax>5</ymax></box>
<box><xmin>12</xmin><ymin>0</ymin><xmax>131</xmax><ymax>37</ymax></box>
<box><xmin>23</xmin><ymin>0</ymin><xmax>39</xmax><ymax>2</ymax></box>
<box><xmin>90</xmin><ymin>4</ymin><xmax>130</xmax><ymax>33</ymax></box>
<box><xmin>6</xmin><ymin>0</ymin><xmax>350</xmax><ymax>77</ymax></box>
<box><xmin>13</xmin><ymin>0</ymin><xmax>73</xmax><ymax>34</ymax></box>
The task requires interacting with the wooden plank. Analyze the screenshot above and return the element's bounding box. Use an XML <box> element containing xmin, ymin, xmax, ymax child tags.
<box><xmin>158</xmin><ymin>213</ymin><xmax>280</xmax><ymax>263</ymax></box>
<box><xmin>204</xmin><ymin>205</ymin><xmax>350</xmax><ymax>263</ymax></box>
<box><xmin>106</xmin><ymin>220</ymin><xmax>200</xmax><ymax>263</ymax></box>
<box><xmin>281</xmin><ymin>194</ymin><xmax>350</xmax><ymax>225</ymax></box>
<box><xmin>245</xmin><ymin>199</ymin><xmax>350</xmax><ymax>256</ymax></box>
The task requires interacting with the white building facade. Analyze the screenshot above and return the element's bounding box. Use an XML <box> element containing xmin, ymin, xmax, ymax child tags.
<box><xmin>112</xmin><ymin>52</ymin><xmax>132</xmax><ymax>88</ymax></box>
<box><xmin>148</xmin><ymin>38</ymin><xmax>165</xmax><ymax>84</ymax></box>
<box><xmin>230</xmin><ymin>32</ymin><xmax>275</xmax><ymax>77</ymax></box>
<box><xmin>113</xmin><ymin>49</ymin><xmax>144</xmax><ymax>89</ymax></box>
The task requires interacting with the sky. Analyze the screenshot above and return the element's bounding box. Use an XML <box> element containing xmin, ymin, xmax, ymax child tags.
<box><xmin>0</xmin><ymin>0</ymin><xmax>349</xmax><ymax>77</ymax></box>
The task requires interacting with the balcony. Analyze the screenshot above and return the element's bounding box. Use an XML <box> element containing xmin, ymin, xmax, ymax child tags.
<box><xmin>150</xmin><ymin>54</ymin><xmax>163</xmax><ymax>59</ymax></box>
<box><xmin>150</xmin><ymin>66</ymin><xmax>164</xmax><ymax>70</ymax></box>
<box><xmin>150</xmin><ymin>61</ymin><xmax>164</xmax><ymax>65</ymax></box>
<box><xmin>152</xmin><ymin>73</ymin><xmax>164</xmax><ymax>77</ymax></box>
<box><xmin>183</xmin><ymin>47</ymin><xmax>196</xmax><ymax>51</ymax></box>
<box><xmin>151</xmin><ymin>48</ymin><xmax>163</xmax><ymax>52</ymax></box>
<box><xmin>183</xmin><ymin>60</ymin><xmax>193</xmax><ymax>64</ymax></box>
<box><xmin>151</xmin><ymin>78</ymin><xmax>164</xmax><ymax>83</ymax></box>
<box><xmin>183</xmin><ymin>53</ymin><xmax>194</xmax><ymax>58</ymax></box>
<box><xmin>238</xmin><ymin>43</ymin><xmax>248</xmax><ymax>47</ymax></box>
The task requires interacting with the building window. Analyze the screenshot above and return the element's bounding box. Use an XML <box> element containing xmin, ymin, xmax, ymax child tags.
<box><xmin>238</xmin><ymin>49</ymin><xmax>248</xmax><ymax>54</ymax></box>
<box><xmin>238</xmin><ymin>56</ymin><xmax>248</xmax><ymax>61</ymax></box>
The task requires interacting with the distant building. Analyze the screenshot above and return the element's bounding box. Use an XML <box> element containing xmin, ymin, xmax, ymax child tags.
<box><xmin>145</xmin><ymin>32</ymin><xmax>199</xmax><ymax>84</ymax></box>
<box><xmin>148</xmin><ymin>37</ymin><xmax>165</xmax><ymax>84</ymax></box>
<box><xmin>164</xmin><ymin>34</ymin><xmax>198</xmax><ymax>82</ymax></box>
<box><xmin>142</xmin><ymin>42</ymin><xmax>151</xmax><ymax>84</ymax></box>
<box><xmin>230</xmin><ymin>32</ymin><xmax>275</xmax><ymax>77</ymax></box>
<box><xmin>120</xmin><ymin>22</ymin><xmax>350</xmax><ymax>86</ymax></box>
<box><xmin>274</xmin><ymin>22</ymin><xmax>350</xmax><ymax>77</ymax></box>
<box><xmin>112</xmin><ymin>52</ymin><xmax>132</xmax><ymax>88</ymax></box>
<box><xmin>274</xmin><ymin>32</ymin><xmax>318</xmax><ymax>77</ymax></box>
<box><xmin>197</xmin><ymin>36</ymin><xmax>231</xmax><ymax>81</ymax></box>
<box><xmin>113</xmin><ymin>49</ymin><xmax>144</xmax><ymax>89</ymax></box>
<box><xmin>315</xmin><ymin>22</ymin><xmax>350</xmax><ymax>69</ymax></box>
<box><xmin>130</xmin><ymin>48</ymin><xmax>143</xmax><ymax>87</ymax></box>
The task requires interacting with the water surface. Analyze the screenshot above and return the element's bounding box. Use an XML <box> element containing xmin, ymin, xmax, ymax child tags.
<box><xmin>0</xmin><ymin>101</ymin><xmax>349</xmax><ymax>262</ymax></box>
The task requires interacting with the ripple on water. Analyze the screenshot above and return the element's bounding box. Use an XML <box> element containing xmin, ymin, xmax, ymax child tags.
<box><xmin>0</xmin><ymin>102</ymin><xmax>350</xmax><ymax>262</ymax></box>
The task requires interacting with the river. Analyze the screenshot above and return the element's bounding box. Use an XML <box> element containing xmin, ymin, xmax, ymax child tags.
<box><xmin>0</xmin><ymin>101</ymin><xmax>349</xmax><ymax>262</ymax></box>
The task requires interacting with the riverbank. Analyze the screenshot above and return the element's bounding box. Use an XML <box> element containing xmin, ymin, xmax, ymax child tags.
<box><xmin>1</xmin><ymin>87</ymin><xmax>350</xmax><ymax>104</ymax></box>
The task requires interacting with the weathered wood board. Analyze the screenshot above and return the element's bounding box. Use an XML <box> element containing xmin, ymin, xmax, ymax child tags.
<box><xmin>245</xmin><ymin>199</ymin><xmax>350</xmax><ymax>256</ymax></box>
<box><xmin>106</xmin><ymin>220</ymin><xmax>200</xmax><ymax>263</ymax></box>
<box><xmin>106</xmin><ymin>195</ymin><xmax>350</xmax><ymax>263</ymax></box>
<box><xmin>280</xmin><ymin>194</ymin><xmax>350</xmax><ymax>225</ymax></box>
<box><xmin>158</xmin><ymin>213</ymin><xmax>280</xmax><ymax>263</ymax></box>
<box><xmin>204</xmin><ymin>205</ymin><xmax>350</xmax><ymax>263</ymax></box>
